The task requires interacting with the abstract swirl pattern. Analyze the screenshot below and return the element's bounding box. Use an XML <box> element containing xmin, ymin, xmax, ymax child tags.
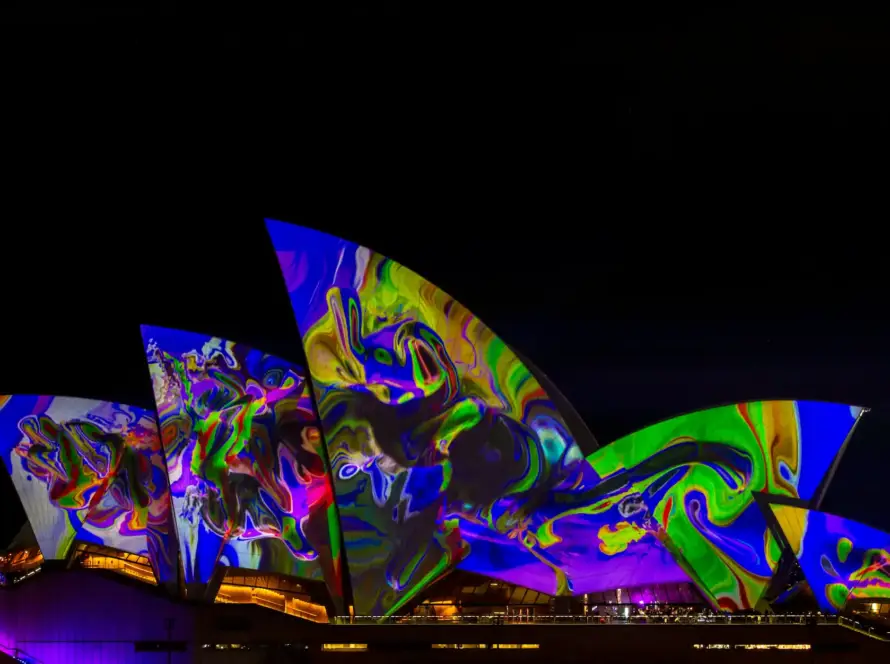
<box><xmin>529</xmin><ymin>460</ymin><xmax>693</xmax><ymax>595</ymax></box>
<box><xmin>571</xmin><ymin>401</ymin><xmax>860</xmax><ymax>610</ymax></box>
<box><xmin>141</xmin><ymin>326</ymin><xmax>342</xmax><ymax>604</ymax></box>
<box><xmin>266</xmin><ymin>220</ymin><xmax>585</xmax><ymax>615</ymax></box>
<box><xmin>773</xmin><ymin>507</ymin><xmax>890</xmax><ymax>612</ymax></box>
<box><xmin>0</xmin><ymin>395</ymin><xmax>175</xmax><ymax>581</ymax></box>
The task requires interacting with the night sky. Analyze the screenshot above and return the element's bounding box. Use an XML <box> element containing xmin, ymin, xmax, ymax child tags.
<box><xmin>1</xmin><ymin>4</ymin><xmax>888</xmax><ymax>545</ymax></box>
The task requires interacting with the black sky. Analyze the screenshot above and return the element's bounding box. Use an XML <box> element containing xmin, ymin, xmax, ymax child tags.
<box><xmin>1</xmin><ymin>4</ymin><xmax>889</xmax><ymax>545</ymax></box>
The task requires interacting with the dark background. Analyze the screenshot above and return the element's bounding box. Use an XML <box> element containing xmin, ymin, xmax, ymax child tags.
<box><xmin>1</xmin><ymin>3</ymin><xmax>888</xmax><ymax>545</ymax></box>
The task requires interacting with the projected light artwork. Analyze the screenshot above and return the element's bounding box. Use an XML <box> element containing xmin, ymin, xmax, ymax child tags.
<box><xmin>574</xmin><ymin>401</ymin><xmax>860</xmax><ymax>611</ymax></box>
<box><xmin>0</xmin><ymin>395</ymin><xmax>174</xmax><ymax>580</ymax></box>
<box><xmin>774</xmin><ymin>507</ymin><xmax>890</xmax><ymax>612</ymax></box>
<box><xmin>528</xmin><ymin>460</ymin><xmax>693</xmax><ymax>596</ymax></box>
<box><xmin>0</xmin><ymin>224</ymin><xmax>865</xmax><ymax>622</ymax></box>
<box><xmin>141</xmin><ymin>326</ymin><xmax>342</xmax><ymax>602</ymax></box>
<box><xmin>266</xmin><ymin>220</ymin><xmax>590</xmax><ymax>615</ymax></box>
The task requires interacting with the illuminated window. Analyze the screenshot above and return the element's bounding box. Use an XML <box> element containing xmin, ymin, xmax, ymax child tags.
<box><xmin>737</xmin><ymin>645</ymin><xmax>811</xmax><ymax>651</ymax></box>
<box><xmin>74</xmin><ymin>543</ymin><xmax>156</xmax><ymax>585</ymax></box>
<box><xmin>694</xmin><ymin>644</ymin><xmax>811</xmax><ymax>651</ymax></box>
<box><xmin>10</xmin><ymin>567</ymin><xmax>41</xmax><ymax>584</ymax></box>
<box><xmin>215</xmin><ymin>569</ymin><xmax>328</xmax><ymax>623</ymax></box>
<box><xmin>322</xmin><ymin>644</ymin><xmax>368</xmax><ymax>652</ymax></box>
<box><xmin>432</xmin><ymin>645</ymin><xmax>487</xmax><ymax>650</ymax></box>
<box><xmin>492</xmin><ymin>644</ymin><xmax>539</xmax><ymax>649</ymax></box>
<box><xmin>203</xmin><ymin>644</ymin><xmax>306</xmax><ymax>651</ymax></box>
<box><xmin>0</xmin><ymin>546</ymin><xmax>43</xmax><ymax>576</ymax></box>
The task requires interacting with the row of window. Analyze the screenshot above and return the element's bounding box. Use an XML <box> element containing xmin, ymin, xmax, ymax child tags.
<box><xmin>693</xmin><ymin>645</ymin><xmax>812</xmax><ymax>651</ymax></box>
<box><xmin>202</xmin><ymin>644</ymin><xmax>541</xmax><ymax>652</ymax></box>
<box><xmin>203</xmin><ymin>642</ymin><xmax>817</xmax><ymax>652</ymax></box>
<box><xmin>432</xmin><ymin>644</ymin><xmax>540</xmax><ymax>650</ymax></box>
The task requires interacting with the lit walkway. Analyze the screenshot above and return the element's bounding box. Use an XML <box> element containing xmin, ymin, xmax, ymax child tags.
<box><xmin>839</xmin><ymin>617</ymin><xmax>890</xmax><ymax>642</ymax></box>
<box><xmin>337</xmin><ymin>614</ymin><xmax>840</xmax><ymax>626</ymax></box>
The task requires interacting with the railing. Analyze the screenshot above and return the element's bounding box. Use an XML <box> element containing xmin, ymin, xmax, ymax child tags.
<box><xmin>839</xmin><ymin>616</ymin><xmax>890</xmax><ymax>642</ymax></box>
<box><xmin>334</xmin><ymin>614</ymin><xmax>839</xmax><ymax>626</ymax></box>
<box><xmin>0</xmin><ymin>643</ymin><xmax>43</xmax><ymax>664</ymax></box>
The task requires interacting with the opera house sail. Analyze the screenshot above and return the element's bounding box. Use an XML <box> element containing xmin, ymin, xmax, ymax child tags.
<box><xmin>0</xmin><ymin>218</ymin><xmax>876</xmax><ymax>657</ymax></box>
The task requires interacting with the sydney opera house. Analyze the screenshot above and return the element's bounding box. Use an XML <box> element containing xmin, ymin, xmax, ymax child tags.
<box><xmin>0</xmin><ymin>220</ymin><xmax>888</xmax><ymax>663</ymax></box>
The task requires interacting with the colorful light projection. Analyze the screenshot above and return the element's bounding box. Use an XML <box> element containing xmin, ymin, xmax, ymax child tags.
<box><xmin>574</xmin><ymin>401</ymin><xmax>860</xmax><ymax>611</ymax></box>
<box><xmin>529</xmin><ymin>461</ymin><xmax>693</xmax><ymax>596</ymax></box>
<box><xmin>772</xmin><ymin>507</ymin><xmax>890</xmax><ymax>612</ymax></box>
<box><xmin>0</xmin><ymin>395</ymin><xmax>175</xmax><ymax>581</ymax></box>
<box><xmin>141</xmin><ymin>325</ymin><xmax>342</xmax><ymax>603</ymax></box>
<box><xmin>266</xmin><ymin>220</ymin><xmax>586</xmax><ymax>615</ymax></box>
